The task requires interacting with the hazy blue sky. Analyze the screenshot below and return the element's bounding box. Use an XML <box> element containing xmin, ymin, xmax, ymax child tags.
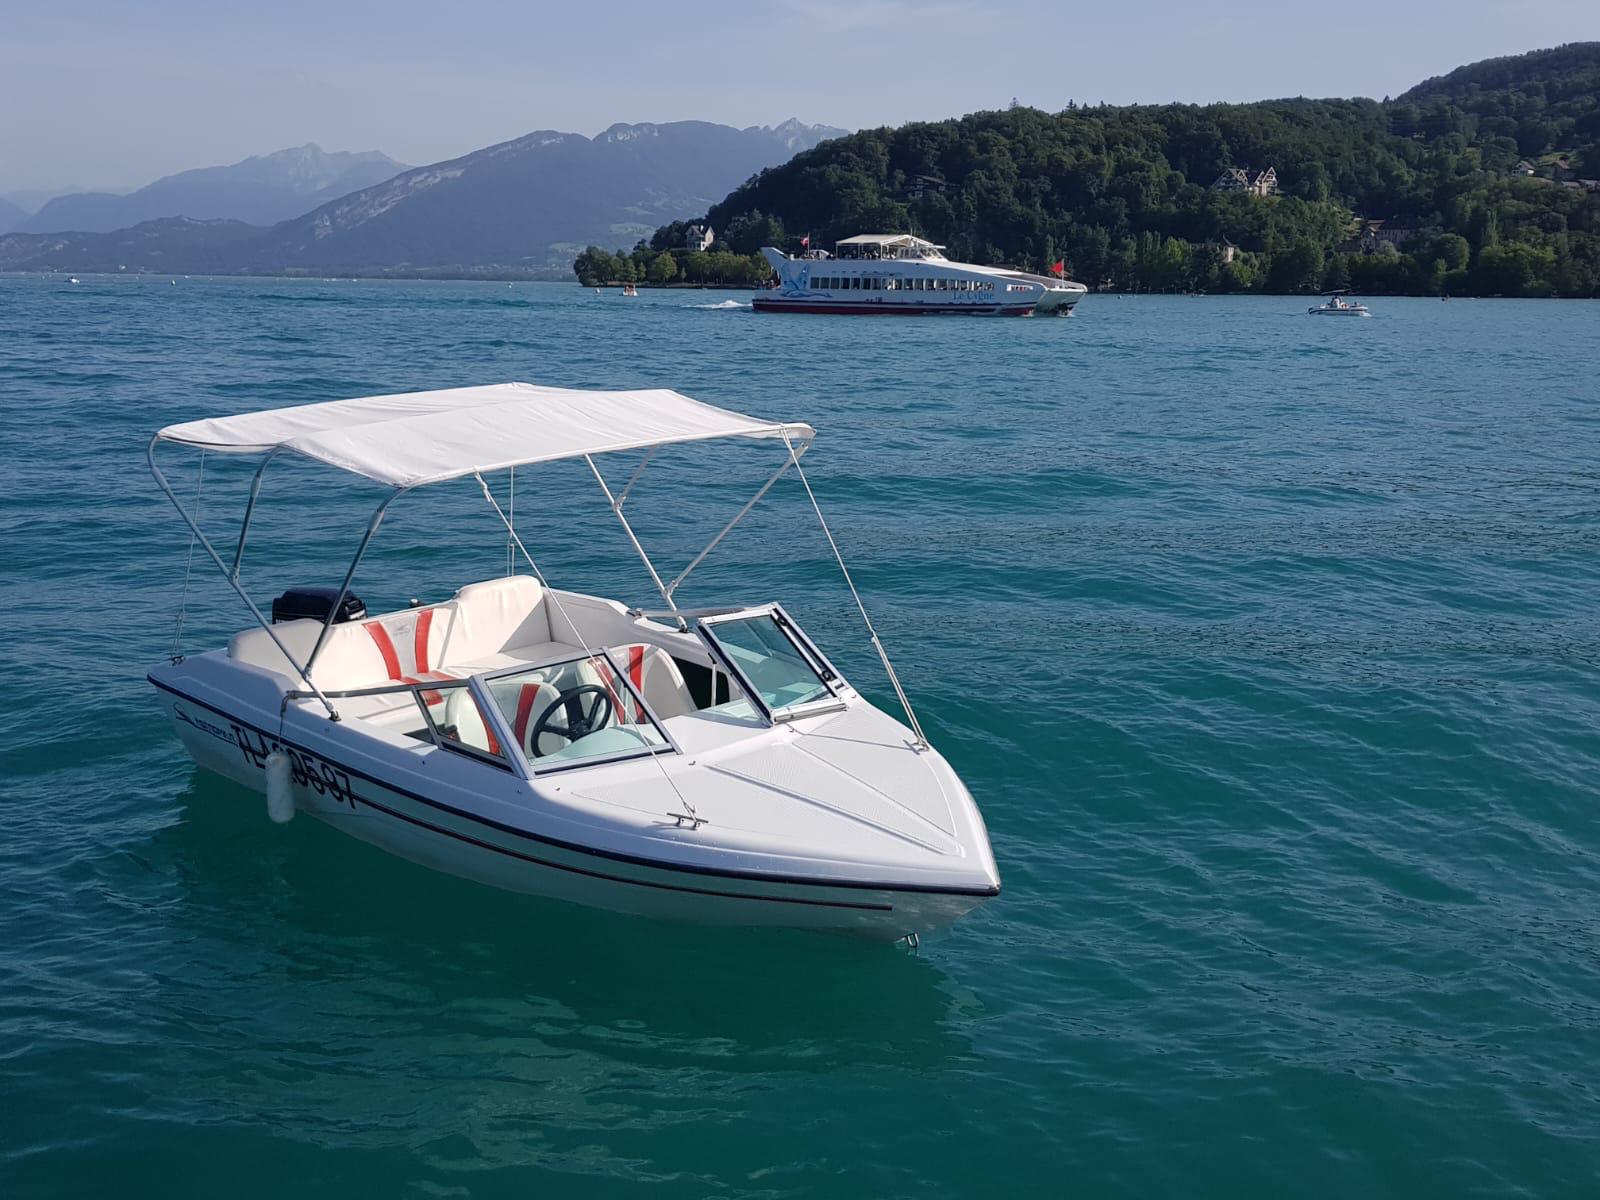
<box><xmin>3</xmin><ymin>0</ymin><xmax>1597</xmax><ymax>193</ymax></box>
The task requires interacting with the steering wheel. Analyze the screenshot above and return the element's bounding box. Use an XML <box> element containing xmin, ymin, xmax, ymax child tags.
<box><xmin>529</xmin><ymin>685</ymin><xmax>614</xmax><ymax>757</ymax></box>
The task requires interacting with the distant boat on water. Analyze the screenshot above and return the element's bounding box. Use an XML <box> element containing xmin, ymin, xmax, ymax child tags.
<box><xmin>1308</xmin><ymin>290</ymin><xmax>1370</xmax><ymax>316</ymax></box>
<box><xmin>757</xmin><ymin>234</ymin><xmax>1086</xmax><ymax>316</ymax></box>
<box><xmin>622</xmin><ymin>283</ymin><xmax>638</xmax><ymax>297</ymax></box>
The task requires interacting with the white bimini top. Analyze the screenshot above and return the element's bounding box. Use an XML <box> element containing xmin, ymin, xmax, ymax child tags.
<box><xmin>155</xmin><ymin>382</ymin><xmax>816</xmax><ymax>489</ymax></box>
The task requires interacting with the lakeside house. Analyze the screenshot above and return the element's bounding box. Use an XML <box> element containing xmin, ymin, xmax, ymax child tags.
<box><xmin>901</xmin><ymin>174</ymin><xmax>947</xmax><ymax>200</ymax></box>
<box><xmin>1346</xmin><ymin>217</ymin><xmax>1439</xmax><ymax>253</ymax></box>
<box><xmin>1210</xmin><ymin>167</ymin><xmax>1279</xmax><ymax>197</ymax></box>
<box><xmin>684</xmin><ymin>224</ymin><xmax>715</xmax><ymax>252</ymax></box>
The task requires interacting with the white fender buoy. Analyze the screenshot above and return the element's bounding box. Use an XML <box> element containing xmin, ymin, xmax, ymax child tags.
<box><xmin>265</xmin><ymin>750</ymin><xmax>295</xmax><ymax>823</ymax></box>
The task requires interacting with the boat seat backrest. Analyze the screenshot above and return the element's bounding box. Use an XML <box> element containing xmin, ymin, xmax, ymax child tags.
<box><xmin>228</xmin><ymin>605</ymin><xmax>456</xmax><ymax>694</ymax></box>
<box><xmin>352</xmin><ymin>605</ymin><xmax>457</xmax><ymax>690</ymax></box>
<box><xmin>448</xmin><ymin>576</ymin><xmax>552</xmax><ymax>662</ymax></box>
<box><xmin>610</xmin><ymin>643</ymin><xmax>697</xmax><ymax>721</ymax></box>
<box><xmin>227</xmin><ymin>577</ymin><xmax>553</xmax><ymax>695</ymax></box>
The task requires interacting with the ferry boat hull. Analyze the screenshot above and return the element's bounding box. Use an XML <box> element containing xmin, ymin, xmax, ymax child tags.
<box><xmin>753</xmin><ymin>295</ymin><xmax>1037</xmax><ymax>317</ymax></box>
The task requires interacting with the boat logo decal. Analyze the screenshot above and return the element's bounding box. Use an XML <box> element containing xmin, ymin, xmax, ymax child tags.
<box><xmin>174</xmin><ymin>704</ymin><xmax>236</xmax><ymax>746</ymax></box>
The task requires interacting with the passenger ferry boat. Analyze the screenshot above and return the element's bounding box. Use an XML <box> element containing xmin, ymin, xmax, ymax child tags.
<box><xmin>756</xmin><ymin>234</ymin><xmax>1087</xmax><ymax>316</ymax></box>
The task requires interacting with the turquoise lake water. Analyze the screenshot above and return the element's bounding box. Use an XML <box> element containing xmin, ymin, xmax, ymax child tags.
<box><xmin>2</xmin><ymin>276</ymin><xmax>1599</xmax><ymax>1196</ymax></box>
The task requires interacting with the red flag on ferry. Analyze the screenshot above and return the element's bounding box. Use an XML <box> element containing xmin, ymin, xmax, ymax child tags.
<box><xmin>1050</xmin><ymin>259</ymin><xmax>1066</xmax><ymax>276</ymax></box>
<box><xmin>801</xmin><ymin>234</ymin><xmax>811</xmax><ymax>249</ymax></box>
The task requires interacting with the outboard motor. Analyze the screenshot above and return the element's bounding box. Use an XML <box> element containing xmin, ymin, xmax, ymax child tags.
<box><xmin>270</xmin><ymin>586</ymin><xmax>367</xmax><ymax>625</ymax></box>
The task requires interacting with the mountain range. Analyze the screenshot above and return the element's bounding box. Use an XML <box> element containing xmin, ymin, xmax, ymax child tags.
<box><xmin>0</xmin><ymin>119</ymin><xmax>847</xmax><ymax>275</ymax></box>
<box><xmin>13</xmin><ymin>145</ymin><xmax>411</xmax><ymax>234</ymax></box>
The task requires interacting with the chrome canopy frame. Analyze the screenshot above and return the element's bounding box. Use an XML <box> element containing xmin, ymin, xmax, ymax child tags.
<box><xmin>149</xmin><ymin>417</ymin><xmax>927</xmax><ymax>748</ymax></box>
<box><xmin>147</xmin><ymin>432</ymin><xmax>815</xmax><ymax>723</ymax></box>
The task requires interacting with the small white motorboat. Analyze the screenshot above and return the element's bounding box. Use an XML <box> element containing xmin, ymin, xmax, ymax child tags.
<box><xmin>147</xmin><ymin>383</ymin><xmax>999</xmax><ymax>939</ymax></box>
<box><xmin>622</xmin><ymin>283</ymin><xmax>639</xmax><ymax>297</ymax></box>
<box><xmin>1308</xmin><ymin>290</ymin><xmax>1370</xmax><ymax>316</ymax></box>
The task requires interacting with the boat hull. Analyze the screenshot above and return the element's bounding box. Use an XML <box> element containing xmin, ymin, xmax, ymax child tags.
<box><xmin>153</xmin><ymin>679</ymin><xmax>995</xmax><ymax>939</ymax></box>
<box><xmin>753</xmin><ymin>296</ymin><xmax>1038</xmax><ymax>317</ymax></box>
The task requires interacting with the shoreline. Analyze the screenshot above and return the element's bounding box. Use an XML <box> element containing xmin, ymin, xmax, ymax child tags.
<box><xmin>5</xmin><ymin>271</ymin><xmax>1595</xmax><ymax>300</ymax></box>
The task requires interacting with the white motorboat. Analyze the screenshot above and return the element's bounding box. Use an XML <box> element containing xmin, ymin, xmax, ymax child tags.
<box><xmin>1308</xmin><ymin>291</ymin><xmax>1370</xmax><ymax>316</ymax></box>
<box><xmin>147</xmin><ymin>383</ymin><xmax>1000</xmax><ymax>939</ymax></box>
<box><xmin>757</xmin><ymin>234</ymin><xmax>1086</xmax><ymax>316</ymax></box>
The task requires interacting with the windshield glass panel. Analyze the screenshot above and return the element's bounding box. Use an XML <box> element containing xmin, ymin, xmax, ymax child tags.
<box><xmin>706</xmin><ymin>614</ymin><xmax>834</xmax><ymax>714</ymax></box>
<box><xmin>483</xmin><ymin>653</ymin><xmax>668</xmax><ymax>770</ymax></box>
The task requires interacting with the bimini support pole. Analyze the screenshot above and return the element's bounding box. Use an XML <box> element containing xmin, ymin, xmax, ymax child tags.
<box><xmin>584</xmin><ymin>454</ymin><xmax>679</xmax><ymax>621</ymax></box>
<box><xmin>665</xmin><ymin>451</ymin><xmax>800</xmax><ymax>600</ymax></box>
<box><xmin>147</xmin><ymin>435</ymin><xmax>341</xmax><ymax>720</ymax></box>
<box><xmin>616</xmin><ymin>446</ymin><xmax>656</xmax><ymax>510</ymax></box>
<box><xmin>780</xmin><ymin>431</ymin><xmax>930</xmax><ymax>750</ymax></box>
<box><xmin>231</xmin><ymin>446</ymin><xmax>282</xmax><ymax>582</ymax></box>
<box><xmin>303</xmin><ymin>488</ymin><xmax>406</xmax><ymax>682</ymax></box>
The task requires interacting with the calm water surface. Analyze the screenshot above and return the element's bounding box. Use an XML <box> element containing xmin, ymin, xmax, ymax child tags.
<box><xmin>2</xmin><ymin>277</ymin><xmax>1599</xmax><ymax>1197</ymax></box>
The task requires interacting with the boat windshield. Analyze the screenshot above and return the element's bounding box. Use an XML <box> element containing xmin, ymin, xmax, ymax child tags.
<box><xmin>430</xmin><ymin>652</ymin><xmax>672</xmax><ymax>774</ymax></box>
<box><xmin>699</xmin><ymin>608</ymin><xmax>844</xmax><ymax>721</ymax></box>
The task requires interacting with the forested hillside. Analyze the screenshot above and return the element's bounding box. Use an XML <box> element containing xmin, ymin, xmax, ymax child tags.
<box><xmin>642</xmin><ymin>44</ymin><xmax>1600</xmax><ymax>296</ymax></box>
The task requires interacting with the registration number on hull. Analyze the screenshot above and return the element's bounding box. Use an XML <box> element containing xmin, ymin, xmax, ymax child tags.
<box><xmin>174</xmin><ymin>701</ymin><xmax>355</xmax><ymax>808</ymax></box>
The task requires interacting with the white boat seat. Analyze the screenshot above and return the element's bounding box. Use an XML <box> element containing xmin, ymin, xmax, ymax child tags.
<box><xmin>492</xmin><ymin>678</ymin><xmax>563</xmax><ymax>757</ymax></box>
<box><xmin>608</xmin><ymin>643</ymin><xmax>697</xmax><ymax>721</ymax></box>
<box><xmin>443</xmin><ymin>687</ymin><xmax>503</xmax><ymax>756</ymax></box>
<box><xmin>446</xmin><ymin>576</ymin><xmax>552</xmax><ymax>663</ymax></box>
<box><xmin>450</xmin><ymin>641</ymin><xmax>586</xmax><ymax>677</ymax></box>
<box><xmin>228</xmin><ymin>575</ymin><xmax>555</xmax><ymax>698</ymax></box>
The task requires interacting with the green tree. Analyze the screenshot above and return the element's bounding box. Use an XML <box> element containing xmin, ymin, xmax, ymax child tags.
<box><xmin>647</xmin><ymin>252</ymin><xmax>679</xmax><ymax>285</ymax></box>
<box><xmin>637</xmin><ymin>44</ymin><xmax>1600</xmax><ymax>297</ymax></box>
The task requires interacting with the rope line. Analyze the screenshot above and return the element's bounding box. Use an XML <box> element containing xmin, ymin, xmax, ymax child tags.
<box><xmin>473</xmin><ymin>471</ymin><xmax>698</xmax><ymax>821</ymax></box>
<box><xmin>782</xmin><ymin>433</ymin><xmax>930</xmax><ymax>749</ymax></box>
